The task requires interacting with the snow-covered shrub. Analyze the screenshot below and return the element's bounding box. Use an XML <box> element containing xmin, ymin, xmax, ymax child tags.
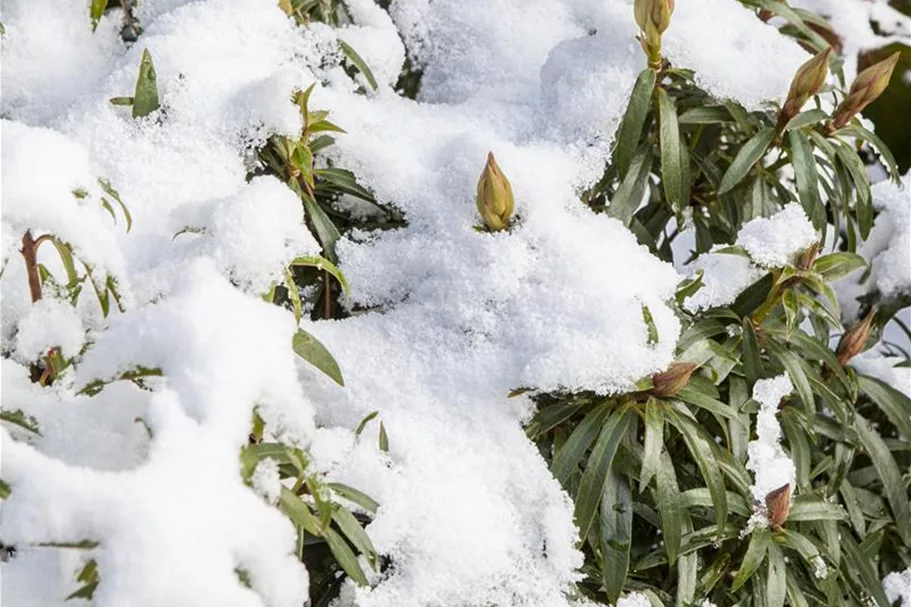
<box><xmin>1</xmin><ymin>0</ymin><xmax>909</xmax><ymax>607</ymax></box>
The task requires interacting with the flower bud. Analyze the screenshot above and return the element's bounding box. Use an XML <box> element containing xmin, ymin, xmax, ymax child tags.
<box><xmin>780</xmin><ymin>47</ymin><xmax>832</xmax><ymax>126</ymax></box>
<box><xmin>835</xmin><ymin>308</ymin><xmax>875</xmax><ymax>367</ymax></box>
<box><xmin>649</xmin><ymin>362</ymin><xmax>698</xmax><ymax>398</ymax></box>
<box><xmin>797</xmin><ymin>241</ymin><xmax>820</xmax><ymax>272</ymax></box>
<box><xmin>476</xmin><ymin>152</ymin><xmax>515</xmax><ymax>232</ymax></box>
<box><xmin>830</xmin><ymin>52</ymin><xmax>900</xmax><ymax>132</ymax></box>
<box><xmin>765</xmin><ymin>483</ymin><xmax>791</xmax><ymax>527</ymax></box>
<box><xmin>634</xmin><ymin>0</ymin><xmax>674</xmax><ymax>65</ymax></box>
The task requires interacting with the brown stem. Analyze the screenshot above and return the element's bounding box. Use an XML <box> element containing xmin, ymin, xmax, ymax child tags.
<box><xmin>20</xmin><ymin>230</ymin><xmax>43</xmax><ymax>303</ymax></box>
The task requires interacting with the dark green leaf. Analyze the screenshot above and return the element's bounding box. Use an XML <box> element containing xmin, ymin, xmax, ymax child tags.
<box><xmin>574</xmin><ymin>407</ymin><xmax>634</xmax><ymax>540</ymax></box>
<box><xmin>657</xmin><ymin>88</ymin><xmax>683</xmax><ymax>212</ymax></box>
<box><xmin>614</xmin><ymin>68</ymin><xmax>656</xmax><ymax>178</ymax></box>
<box><xmin>789</xmin><ymin>129</ymin><xmax>824</xmax><ymax>229</ymax></box>
<box><xmin>600</xmin><ymin>470</ymin><xmax>633</xmax><ymax>603</ymax></box>
<box><xmin>718</xmin><ymin>127</ymin><xmax>775</xmax><ymax>194</ymax></box>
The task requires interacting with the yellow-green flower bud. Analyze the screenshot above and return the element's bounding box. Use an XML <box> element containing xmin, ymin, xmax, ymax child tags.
<box><xmin>634</xmin><ymin>0</ymin><xmax>674</xmax><ymax>66</ymax></box>
<box><xmin>780</xmin><ymin>47</ymin><xmax>832</xmax><ymax>127</ymax></box>
<box><xmin>649</xmin><ymin>361</ymin><xmax>698</xmax><ymax>398</ymax></box>
<box><xmin>835</xmin><ymin>308</ymin><xmax>875</xmax><ymax>367</ymax></box>
<box><xmin>830</xmin><ymin>52</ymin><xmax>900</xmax><ymax>132</ymax></box>
<box><xmin>476</xmin><ymin>152</ymin><xmax>515</xmax><ymax>232</ymax></box>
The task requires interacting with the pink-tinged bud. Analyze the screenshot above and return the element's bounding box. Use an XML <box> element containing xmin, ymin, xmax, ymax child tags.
<box><xmin>830</xmin><ymin>52</ymin><xmax>900</xmax><ymax>131</ymax></box>
<box><xmin>797</xmin><ymin>242</ymin><xmax>820</xmax><ymax>272</ymax></box>
<box><xmin>836</xmin><ymin>308</ymin><xmax>875</xmax><ymax>367</ymax></box>
<box><xmin>765</xmin><ymin>483</ymin><xmax>791</xmax><ymax>527</ymax></box>
<box><xmin>476</xmin><ymin>152</ymin><xmax>515</xmax><ymax>232</ymax></box>
<box><xmin>649</xmin><ymin>362</ymin><xmax>698</xmax><ymax>398</ymax></box>
<box><xmin>780</xmin><ymin>47</ymin><xmax>832</xmax><ymax>126</ymax></box>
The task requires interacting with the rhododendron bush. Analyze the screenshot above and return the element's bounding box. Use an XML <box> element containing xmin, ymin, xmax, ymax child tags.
<box><xmin>1</xmin><ymin>1</ymin><xmax>909</xmax><ymax>606</ymax></box>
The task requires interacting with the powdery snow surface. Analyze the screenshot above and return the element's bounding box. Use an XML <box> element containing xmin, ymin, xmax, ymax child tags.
<box><xmin>736</xmin><ymin>203</ymin><xmax>818</xmax><ymax>268</ymax></box>
<box><xmin>883</xmin><ymin>567</ymin><xmax>911</xmax><ymax>607</ymax></box>
<box><xmin>746</xmin><ymin>375</ymin><xmax>797</xmax><ymax>505</ymax></box>
<box><xmin>684</xmin><ymin>204</ymin><xmax>819</xmax><ymax>311</ymax></box>
<box><xmin>0</xmin><ymin>0</ymin><xmax>832</xmax><ymax>605</ymax></box>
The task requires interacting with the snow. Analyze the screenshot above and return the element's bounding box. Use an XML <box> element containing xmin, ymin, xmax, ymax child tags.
<box><xmin>736</xmin><ymin>203</ymin><xmax>818</xmax><ymax>269</ymax></box>
<box><xmin>251</xmin><ymin>458</ymin><xmax>282</xmax><ymax>505</ymax></box>
<box><xmin>616</xmin><ymin>591</ymin><xmax>652</xmax><ymax>607</ymax></box>
<box><xmin>852</xmin><ymin>351</ymin><xmax>911</xmax><ymax>399</ymax></box>
<box><xmin>746</xmin><ymin>375</ymin><xmax>797</xmax><ymax>506</ymax></box>
<box><xmin>884</xmin><ymin>567</ymin><xmax>911</xmax><ymax>607</ymax></box>
<box><xmin>683</xmin><ymin>250</ymin><xmax>763</xmax><ymax>312</ymax></box>
<box><xmin>834</xmin><ymin>174</ymin><xmax>910</xmax><ymax>322</ymax></box>
<box><xmin>14</xmin><ymin>298</ymin><xmax>86</xmax><ymax>361</ymax></box>
<box><xmin>683</xmin><ymin>205</ymin><xmax>819</xmax><ymax>311</ymax></box>
<box><xmin>0</xmin><ymin>0</ymin><xmax>878</xmax><ymax>605</ymax></box>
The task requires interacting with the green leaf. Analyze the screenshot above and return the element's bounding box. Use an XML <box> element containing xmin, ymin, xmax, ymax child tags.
<box><xmin>641</xmin><ymin>304</ymin><xmax>659</xmax><ymax>346</ymax></box>
<box><xmin>132</xmin><ymin>49</ymin><xmax>160</xmax><ymax>119</ymax></box>
<box><xmin>329</xmin><ymin>482</ymin><xmax>379</xmax><ymax>515</ymax></box>
<box><xmin>338</xmin><ymin>40</ymin><xmax>378</xmax><ymax>91</ymax></box>
<box><xmin>788</xmin><ymin>497</ymin><xmax>847</xmax><ymax>522</ymax></box>
<box><xmin>315</xmin><ymin>167</ymin><xmax>375</xmax><ymax>202</ymax></box>
<box><xmin>98</xmin><ymin>179</ymin><xmax>132</xmax><ymax>233</ymax></box>
<box><xmin>854</xmin><ymin>413</ymin><xmax>911</xmax><ymax>544</ymax></box>
<box><xmin>655</xmin><ymin>449</ymin><xmax>683</xmax><ymax>564</ymax></box>
<box><xmin>574</xmin><ymin>406</ymin><xmax>634</xmax><ymax>540</ymax></box>
<box><xmin>718</xmin><ymin>127</ymin><xmax>775</xmax><ymax>194</ymax></box>
<box><xmin>608</xmin><ymin>145</ymin><xmax>653</xmax><ymax>226</ymax></box>
<box><xmin>551</xmin><ymin>403</ymin><xmax>611</xmax><ymax>486</ymax></box>
<box><xmin>858</xmin><ymin>374</ymin><xmax>911</xmax><ymax>440</ymax></box>
<box><xmin>678</xmin><ymin>106</ymin><xmax>733</xmax><ymax>125</ymax></box>
<box><xmin>0</xmin><ymin>409</ymin><xmax>41</xmax><ymax>435</ymax></box>
<box><xmin>614</xmin><ymin>68</ymin><xmax>656</xmax><ymax>179</ymax></box>
<box><xmin>279</xmin><ymin>487</ymin><xmax>320</xmax><ymax>535</ymax></box>
<box><xmin>678</xmin><ymin>488</ymin><xmax>751</xmax><ymax>516</ymax></box>
<box><xmin>378</xmin><ymin>421</ymin><xmax>389</xmax><ymax>452</ymax></box>
<box><xmin>842</xmin><ymin>533</ymin><xmax>891</xmax><ymax>607</ymax></box>
<box><xmin>834</xmin><ymin>143</ymin><xmax>873</xmax><ymax>239</ymax></box>
<box><xmin>90</xmin><ymin>0</ymin><xmax>107</xmax><ymax>31</ymax></box>
<box><xmin>767</xmin><ymin>543</ymin><xmax>787</xmax><ymax>607</ymax></box>
<box><xmin>526</xmin><ymin>401</ymin><xmax>586</xmax><ymax>439</ymax></box>
<box><xmin>836</xmin><ymin>124</ymin><xmax>900</xmax><ymax>183</ymax></box>
<box><xmin>292</xmin><ymin>329</ymin><xmax>344</xmax><ymax>386</ymax></box>
<box><xmin>600</xmin><ymin>470</ymin><xmax>633</xmax><ymax>603</ymax></box>
<box><xmin>811</xmin><ymin>252</ymin><xmax>866</xmax><ymax>282</ymax></box>
<box><xmin>289</xmin><ymin>255</ymin><xmax>350</xmax><ymax>298</ymax></box>
<box><xmin>657</xmin><ymin>88</ymin><xmax>684</xmax><ymax>212</ymax></box>
<box><xmin>789</xmin><ymin>129</ymin><xmax>825</xmax><ymax>229</ymax></box>
<box><xmin>640</xmin><ymin>398</ymin><xmax>664</xmax><ymax>491</ymax></box>
<box><xmin>666</xmin><ymin>411</ymin><xmax>727</xmax><ymax>532</ymax></box>
<box><xmin>765</xmin><ymin>341</ymin><xmax>813</xmax><ymax>414</ymax></box>
<box><xmin>784</xmin><ymin>109</ymin><xmax>828</xmax><ymax>131</ymax></box>
<box><xmin>676</xmin><ymin>385</ymin><xmax>739</xmax><ymax>421</ymax></box>
<box><xmin>331</xmin><ymin>506</ymin><xmax>377</xmax><ymax>568</ymax></box>
<box><xmin>733</xmin><ymin>273</ymin><xmax>774</xmax><ymax>318</ymax></box>
<box><xmin>324</xmin><ymin>527</ymin><xmax>369</xmax><ymax>586</ymax></box>
<box><xmin>742</xmin><ymin>318</ymin><xmax>764</xmax><ymax>388</ymax></box>
<box><xmin>354</xmin><ymin>411</ymin><xmax>379</xmax><ymax>436</ymax></box>
<box><xmin>302</xmin><ymin>195</ymin><xmax>342</xmax><ymax>262</ymax></box>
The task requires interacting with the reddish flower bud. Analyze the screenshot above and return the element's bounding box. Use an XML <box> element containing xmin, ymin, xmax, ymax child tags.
<box><xmin>835</xmin><ymin>308</ymin><xmax>875</xmax><ymax>367</ymax></box>
<box><xmin>830</xmin><ymin>52</ymin><xmax>900</xmax><ymax>131</ymax></box>
<box><xmin>649</xmin><ymin>362</ymin><xmax>698</xmax><ymax>398</ymax></box>
<box><xmin>779</xmin><ymin>47</ymin><xmax>832</xmax><ymax>127</ymax></box>
<box><xmin>765</xmin><ymin>483</ymin><xmax>792</xmax><ymax>527</ymax></box>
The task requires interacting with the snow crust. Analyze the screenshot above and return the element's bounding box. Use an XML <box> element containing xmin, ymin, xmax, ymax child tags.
<box><xmin>0</xmin><ymin>0</ymin><xmax>854</xmax><ymax>604</ymax></box>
